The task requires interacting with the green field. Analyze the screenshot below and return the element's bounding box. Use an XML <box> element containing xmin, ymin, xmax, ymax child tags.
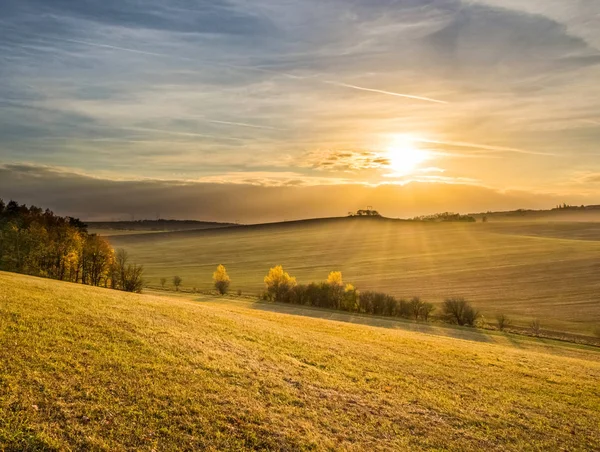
<box><xmin>1</xmin><ymin>272</ymin><xmax>599</xmax><ymax>450</ymax></box>
<box><xmin>109</xmin><ymin>218</ymin><xmax>600</xmax><ymax>336</ymax></box>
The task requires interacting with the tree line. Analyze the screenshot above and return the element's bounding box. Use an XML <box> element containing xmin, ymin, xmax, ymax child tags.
<box><xmin>0</xmin><ymin>200</ymin><xmax>143</xmax><ymax>292</ymax></box>
<box><xmin>204</xmin><ymin>263</ymin><xmax>481</xmax><ymax>326</ymax></box>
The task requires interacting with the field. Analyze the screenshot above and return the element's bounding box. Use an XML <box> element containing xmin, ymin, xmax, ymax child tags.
<box><xmin>1</xmin><ymin>271</ymin><xmax>599</xmax><ymax>451</ymax></box>
<box><xmin>109</xmin><ymin>218</ymin><xmax>600</xmax><ymax>336</ymax></box>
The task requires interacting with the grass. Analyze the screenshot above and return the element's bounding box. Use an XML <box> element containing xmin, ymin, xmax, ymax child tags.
<box><xmin>110</xmin><ymin>217</ymin><xmax>600</xmax><ymax>336</ymax></box>
<box><xmin>1</xmin><ymin>271</ymin><xmax>600</xmax><ymax>451</ymax></box>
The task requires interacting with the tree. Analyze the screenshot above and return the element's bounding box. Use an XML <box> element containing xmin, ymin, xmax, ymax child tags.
<box><xmin>112</xmin><ymin>249</ymin><xmax>144</xmax><ymax>293</ymax></box>
<box><xmin>213</xmin><ymin>264</ymin><xmax>231</xmax><ymax>295</ymax></box>
<box><xmin>409</xmin><ymin>297</ymin><xmax>424</xmax><ymax>320</ymax></box>
<box><xmin>173</xmin><ymin>275</ymin><xmax>182</xmax><ymax>291</ymax></box>
<box><xmin>420</xmin><ymin>303</ymin><xmax>435</xmax><ymax>321</ymax></box>
<box><xmin>327</xmin><ymin>271</ymin><xmax>343</xmax><ymax>286</ymax></box>
<box><xmin>496</xmin><ymin>314</ymin><xmax>511</xmax><ymax>331</ymax></box>
<box><xmin>442</xmin><ymin>298</ymin><xmax>479</xmax><ymax>326</ymax></box>
<box><xmin>264</xmin><ymin>265</ymin><xmax>297</xmax><ymax>302</ymax></box>
<box><xmin>160</xmin><ymin>277</ymin><xmax>167</xmax><ymax>289</ymax></box>
<box><xmin>81</xmin><ymin>234</ymin><xmax>114</xmax><ymax>287</ymax></box>
<box><xmin>530</xmin><ymin>319</ymin><xmax>542</xmax><ymax>336</ymax></box>
<box><xmin>326</xmin><ymin>271</ymin><xmax>344</xmax><ymax>309</ymax></box>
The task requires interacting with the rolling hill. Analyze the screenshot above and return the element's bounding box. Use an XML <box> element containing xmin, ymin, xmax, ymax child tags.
<box><xmin>108</xmin><ymin>217</ymin><xmax>600</xmax><ymax>336</ymax></box>
<box><xmin>1</xmin><ymin>272</ymin><xmax>599</xmax><ymax>450</ymax></box>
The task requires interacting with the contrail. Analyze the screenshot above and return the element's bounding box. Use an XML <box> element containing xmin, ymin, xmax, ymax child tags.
<box><xmin>20</xmin><ymin>30</ymin><xmax>448</xmax><ymax>103</ymax></box>
<box><xmin>120</xmin><ymin>126</ymin><xmax>247</xmax><ymax>141</ymax></box>
<box><xmin>418</xmin><ymin>139</ymin><xmax>554</xmax><ymax>156</ymax></box>
<box><xmin>206</xmin><ymin>119</ymin><xmax>285</xmax><ymax>131</ymax></box>
<box><xmin>6</xmin><ymin>25</ymin><xmax>450</xmax><ymax>104</ymax></box>
<box><xmin>324</xmin><ymin>81</ymin><xmax>448</xmax><ymax>104</ymax></box>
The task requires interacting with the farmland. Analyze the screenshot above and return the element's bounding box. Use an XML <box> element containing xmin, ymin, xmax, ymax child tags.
<box><xmin>109</xmin><ymin>217</ymin><xmax>600</xmax><ymax>336</ymax></box>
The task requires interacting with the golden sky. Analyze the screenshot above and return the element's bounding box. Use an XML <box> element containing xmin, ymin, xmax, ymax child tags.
<box><xmin>1</xmin><ymin>1</ymin><xmax>600</xmax><ymax>220</ymax></box>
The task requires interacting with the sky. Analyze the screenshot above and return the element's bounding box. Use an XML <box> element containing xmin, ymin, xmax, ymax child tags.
<box><xmin>1</xmin><ymin>0</ymin><xmax>600</xmax><ymax>222</ymax></box>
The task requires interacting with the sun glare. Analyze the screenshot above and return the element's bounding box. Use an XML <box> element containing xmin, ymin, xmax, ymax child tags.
<box><xmin>386</xmin><ymin>135</ymin><xmax>430</xmax><ymax>176</ymax></box>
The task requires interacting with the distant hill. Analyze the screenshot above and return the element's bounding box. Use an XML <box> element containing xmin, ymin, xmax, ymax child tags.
<box><xmin>88</xmin><ymin>219</ymin><xmax>237</xmax><ymax>235</ymax></box>
<box><xmin>470</xmin><ymin>204</ymin><xmax>600</xmax><ymax>222</ymax></box>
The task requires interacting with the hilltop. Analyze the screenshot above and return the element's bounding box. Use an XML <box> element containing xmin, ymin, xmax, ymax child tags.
<box><xmin>1</xmin><ymin>272</ymin><xmax>599</xmax><ymax>450</ymax></box>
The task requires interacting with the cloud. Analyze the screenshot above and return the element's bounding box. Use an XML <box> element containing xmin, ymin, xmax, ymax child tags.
<box><xmin>2</xmin><ymin>0</ymin><xmax>276</xmax><ymax>36</ymax></box>
<box><xmin>303</xmin><ymin>149</ymin><xmax>391</xmax><ymax>172</ymax></box>
<box><xmin>0</xmin><ymin>164</ymin><xmax>594</xmax><ymax>223</ymax></box>
<box><xmin>0</xmin><ymin>0</ymin><xmax>600</xmax><ymax>198</ymax></box>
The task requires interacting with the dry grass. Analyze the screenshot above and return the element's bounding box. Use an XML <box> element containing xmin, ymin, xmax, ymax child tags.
<box><xmin>1</xmin><ymin>272</ymin><xmax>599</xmax><ymax>451</ymax></box>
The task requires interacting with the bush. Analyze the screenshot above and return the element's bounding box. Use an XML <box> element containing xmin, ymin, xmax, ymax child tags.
<box><xmin>443</xmin><ymin>298</ymin><xmax>479</xmax><ymax>326</ymax></box>
<box><xmin>160</xmin><ymin>277</ymin><xmax>167</xmax><ymax>289</ymax></box>
<box><xmin>112</xmin><ymin>249</ymin><xmax>144</xmax><ymax>293</ymax></box>
<box><xmin>213</xmin><ymin>264</ymin><xmax>231</xmax><ymax>295</ymax></box>
<box><xmin>497</xmin><ymin>314</ymin><xmax>511</xmax><ymax>331</ymax></box>
<box><xmin>530</xmin><ymin>319</ymin><xmax>542</xmax><ymax>336</ymax></box>
<box><xmin>173</xmin><ymin>275</ymin><xmax>182</xmax><ymax>291</ymax></box>
<box><xmin>358</xmin><ymin>291</ymin><xmax>398</xmax><ymax>316</ymax></box>
<box><xmin>408</xmin><ymin>297</ymin><xmax>435</xmax><ymax>321</ymax></box>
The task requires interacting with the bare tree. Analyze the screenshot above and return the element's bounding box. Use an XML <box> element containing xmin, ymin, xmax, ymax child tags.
<box><xmin>173</xmin><ymin>275</ymin><xmax>182</xmax><ymax>291</ymax></box>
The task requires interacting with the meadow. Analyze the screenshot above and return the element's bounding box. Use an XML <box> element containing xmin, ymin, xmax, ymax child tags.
<box><xmin>110</xmin><ymin>218</ymin><xmax>600</xmax><ymax>336</ymax></box>
<box><xmin>1</xmin><ymin>271</ymin><xmax>599</xmax><ymax>451</ymax></box>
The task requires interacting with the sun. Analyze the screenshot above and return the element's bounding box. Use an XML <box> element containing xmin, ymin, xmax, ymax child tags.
<box><xmin>386</xmin><ymin>134</ymin><xmax>430</xmax><ymax>176</ymax></box>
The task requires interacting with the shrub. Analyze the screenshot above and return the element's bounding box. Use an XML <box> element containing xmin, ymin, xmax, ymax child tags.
<box><xmin>237</xmin><ymin>289</ymin><xmax>242</xmax><ymax>297</ymax></box>
<box><xmin>160</xmin><ymin>277</ymin><xmax>167</xmax><ymax>289</ymax></box>
<box><xmin>408</xmin><ymin>297</ymin><xmax>435</xmax><ymax>321</ymax></box>
<box><xmin>173</xmin><ymin>275</ymin><xmax>182</xmax><ymax>291</ymax></box>
<box><xmin>358</xmin><ymin>291</ymin><xmax>398</xmax><ymax>316</ymax></box>
<box><xmin>443</xmin><ymin>298</ymin><xmax>479</xmax><ymax>326</ymax></box>
<box><xmin>213</xmin><ymin>264</ymin><xmax>231</xmax><ymax>295</ymax></box>
<box><xmin>264</xmin><ymin>265</ymin><xmax>297</xmax><ymax>302</ymax></box>
<box><xmin>112</xmin><ymin>249</ymin><xmax>144</xmax><ymax>293</ymax></box>
<box><xmin>530</xmin><ymin>319</ymin><xmax>542</xmax><ymax>336</ymax></box>
<box><xmin>497</xmin><ymin>314</ymin><xmax>511</xmax><ymax>331</ymax></box>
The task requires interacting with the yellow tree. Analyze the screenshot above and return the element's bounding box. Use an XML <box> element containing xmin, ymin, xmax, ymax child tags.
<box><xmin>327</xmin><ymin>271</ymin><xmax>343</xmax><ymax>286</ymax></box>
<box><xmin>213</xmin><ymin>264</ymin><xmax>231</xmax><ymax>295</ymax></box>
<box><xmin>326</xmin><ymin>271</ymin><xmax>344</xmax><ymax>309</ymax></box>
<box><xmin>264</xmin><ymin>265</ymin><xmax>297</xmax><ymax>302</ymax></box>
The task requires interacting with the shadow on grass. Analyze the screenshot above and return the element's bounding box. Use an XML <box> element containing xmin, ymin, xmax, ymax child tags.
<box><xmin>248</xmin><ymin>301</ymin><xmax>494</xmax><ymax>343</ymax></box>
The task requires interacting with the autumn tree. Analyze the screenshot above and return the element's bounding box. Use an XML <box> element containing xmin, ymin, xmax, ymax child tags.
<box><xmin>0</xmin><ymin>199</ymin><xmax>143</xmax><ymax>292</ymax></box>
<box><xmin>264</xmin><ymin>265</ymin><xmax>297</xmax><ymax>302</ymax></box>
<box><xmin>213</xmin><ymin>264</ymin><xmax>231</xmax><ymax>295</ymax></box>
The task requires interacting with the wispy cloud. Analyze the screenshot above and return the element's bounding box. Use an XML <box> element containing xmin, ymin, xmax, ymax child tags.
<box><xmin>324</xmin><ymin>81</ymin><xmax>449</xmax><ymax>104</ymax></box>
<box><xmin>418</xmin><ymin>139</ymin><xmax>556</xmax><ymax>157</ymax></box>
<box><xmin>1</xmin><ymin>0</ymin><xmax>600</xmax><ymax>205</ymax></box>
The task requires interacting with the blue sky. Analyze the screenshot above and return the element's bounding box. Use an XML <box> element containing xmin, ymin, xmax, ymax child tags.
<box><xmin>1</xmin><ymin>1</ymin><xmax>600</xmax><ymax>220</ymax></box>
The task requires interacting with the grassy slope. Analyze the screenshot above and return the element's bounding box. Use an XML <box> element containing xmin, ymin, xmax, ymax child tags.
<box><xmin>110</xmin><ymin>218</ymin><xmax>600</xmax><ymax>335</ymax></box>
<box><xmin>1</xmin><ymin>272</ymin><xmax>599</xmax><ymax>451</ymax></box>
